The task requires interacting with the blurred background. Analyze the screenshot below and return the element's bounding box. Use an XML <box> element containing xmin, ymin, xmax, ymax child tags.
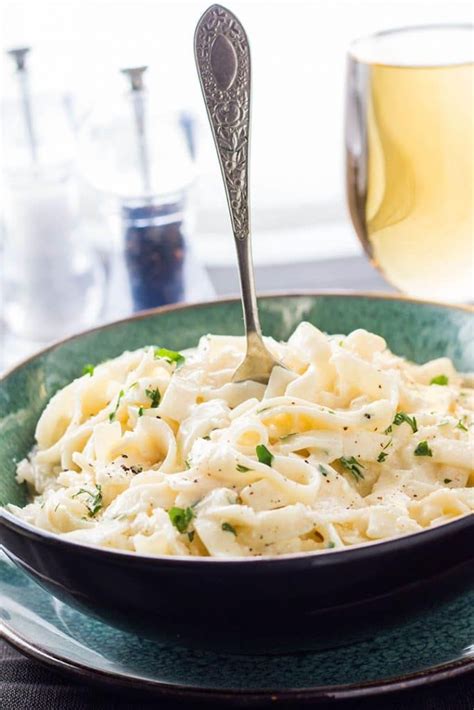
<box><xmin>0</xmin><ymin>0</ymin><xmax>472</xmax><ymax>368</ymax></box>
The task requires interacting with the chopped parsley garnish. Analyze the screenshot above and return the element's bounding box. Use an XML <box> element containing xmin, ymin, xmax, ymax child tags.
<box><xmin>393</xmin><ymin>412</ymin><xmax>418</xmax><ymax>433</ymax></box>
<box><xmin>221</xmin><ymin>522</ymin><xmax>237</xmax><ymax>535</ymax></box>
<box><xmin>377</xmin><ymin>438</ymin><xmax>392</xmax><ymax>463</ymax></box>
<box><xmin>72</xmin><ymin>485</ymin><xmax>103</xmax><ymax>517</ymax></box>
<box><xmin>138</xmin><ymin>407</ymin><xmax>144</xmax><ymax>417</ymax></box>
<box><xmin>318</xmin><ymin>464</ymin><xmax>330</xmax><ymax>477</ymax></box>
<box><xmin>155</xmin><ymin>347</ymin><xmax>185</xmax><ymax>368</ymax></box>
<box><xmin>82</xmin><ymin>363</ymin><xmax>95</xmax><ymax>377</ymax></box>
<box><xmin>338</xmin><ymin>456</ymin><xmax>365</xmax><ymax>481</ymax></box>
<box><xmin>456</xmin><ymin>419</ymin><xmax>469</xmax><ymax>432</ymax></box>
<box><xmin>327</xmin><ymin>541</ymin><xmax>336</xmax><ymax>549</ymax></box>
<box><xmin>237</xmin><ymin>464</ymin><xmax>251</xmax><ymax>472</ymax></box>
<box><xmin>430</xmin><ymin>374</ymin><xmax>449</xmax><ymax>386</ymax></box>
<box><xmin>256</xmin><ymin>444</ymin><xmax>273</xmax><ymax>467</ymax></box>
<box><xmin>202</xmin><ymin>435</ymin><xmax>211</xmax><ymax>440</ymax></box>
<box><xmin>109</xmin><ymin>390</ymin><xmax>124</xmax><ymax>421</ymax></box>
<box><xmin>184</xmin><ymin>458</ymin><xmax>191</xmax><ymax>470</ymax></box>
<box><xmin>145</xmin><ymin>387</ymin><xmax>161</xmax><ymax>408</ymax></box>
<box><xmin>384</xmin><ymin>425</ymin><xmax>393</xmax><ymax>434</ymax></box>
<box><xmin>168</xmin><ymin>506</ymin><xmax>194</xmax><ymax>533</ymax></box>
<box><xmin>414</xmin><ymin>440</ymin><xmax>433</xmax><ymax>457</ymax></box>
<box><xmin>188</xmin><ymin>530</ymin><xmax>195</xmax><ymax>543</ymax></box>
<box><xmin>443</xmin><ymin>478</ymin><xmax>452</xmax><ymax>484</ymax></box>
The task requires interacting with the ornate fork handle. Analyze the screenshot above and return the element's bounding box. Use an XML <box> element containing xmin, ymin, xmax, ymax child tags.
<box><xmin>194</xmin><ymin>4</ymin><xmax>250</xmax><ymax>241</ymax></box>
<box><xmin>195</xmin><ymin>5</ymin><xmax>279</xmax><ymax>383</ymax></box>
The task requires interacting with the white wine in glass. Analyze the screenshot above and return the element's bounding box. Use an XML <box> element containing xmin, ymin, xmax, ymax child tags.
<box><xmin>345</xmin><ymin>25</ymin><xmax>473</xmax><ymax>302</ymax></box>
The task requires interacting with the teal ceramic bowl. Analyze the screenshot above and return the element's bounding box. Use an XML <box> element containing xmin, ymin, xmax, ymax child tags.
<box><xmin>1</xmin><ymin>293</ymin><xmax>473</xmax><ymax>654</ymax></box>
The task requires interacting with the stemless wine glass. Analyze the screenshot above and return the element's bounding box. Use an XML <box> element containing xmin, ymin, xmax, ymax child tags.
<box><xmin>345</xmin><ymin>25</ymin><xmax>473</xmax><ymax>302</ymax></box>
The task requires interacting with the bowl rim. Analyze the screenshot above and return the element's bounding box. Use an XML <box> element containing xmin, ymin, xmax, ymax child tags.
<box><xmin>1</xmin><ymin>288</ymin><xmax>472</xmax><ymax>385</ymax></box>
<box><xmin>1</xmin><ymin>504</ymin><xmax>473</xmax><ymax>568</ymax></box>
<box><xmin>1</xmin><ymin>289</ymin><xmax>473</xmax><ymax>566</ymax></box>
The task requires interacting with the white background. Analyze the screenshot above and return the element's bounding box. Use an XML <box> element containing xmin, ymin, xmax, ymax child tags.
<box><xmin>1</xmin><ymin>0</ymin><xmax>473</xmax><ymax>264</ymax></box>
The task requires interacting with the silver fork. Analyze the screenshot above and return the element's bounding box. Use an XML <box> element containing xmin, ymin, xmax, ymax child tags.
<box><xmin>194</xmin><ymin>4</ymin><xmax>281</xmax><ymax>384</ymax></box>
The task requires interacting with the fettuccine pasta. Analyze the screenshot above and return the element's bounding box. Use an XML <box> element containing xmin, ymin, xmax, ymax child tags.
<box><xmin>9</xmin><ymin>323</ymin><xmax>474</xmax><ymax>556</ymax></box>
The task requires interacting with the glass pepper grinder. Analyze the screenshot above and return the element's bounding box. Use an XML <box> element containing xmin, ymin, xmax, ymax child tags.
<box><xmin>79</xmin><ymin>65</ymin><xmax>213</xmax><ymax>314</ymax></box>
<box><xmin>120</xmin><ymin>66</ymin><xmax>187</xmax><ymax>310</ymax></box>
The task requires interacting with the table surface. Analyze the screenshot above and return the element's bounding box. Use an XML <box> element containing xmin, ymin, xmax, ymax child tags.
<box><xmin>1</xmin><ymin>256</ymin><xmax>472</xmax><ymax>709</ymax></box>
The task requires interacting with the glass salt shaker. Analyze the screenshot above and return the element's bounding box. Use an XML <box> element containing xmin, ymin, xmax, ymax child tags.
<box><xmin>1</xmin><ymin>48</ymin><xmax>105</xmax><ymax>352</ymax></box>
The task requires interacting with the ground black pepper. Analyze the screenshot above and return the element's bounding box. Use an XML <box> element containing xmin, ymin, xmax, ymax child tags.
<box><xmin>122</xmin><ymin>200</ymin><xmax>186</xmax><ymax>310</ymax></box>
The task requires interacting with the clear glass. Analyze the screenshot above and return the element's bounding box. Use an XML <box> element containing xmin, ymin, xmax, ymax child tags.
<box><xmin>345</xmin><ymin>25</ymin><xmax>474</xmax><ymax>302</ymax></box>
<box><xmin>1</xmin><ymin>92</ymin><xmax>105</xmax><ymax>345</ymax></box>
<box><xmin>78</xmin><ymin>95</ymin><xmax>195</xmax><ymax>200</ymax></box>
<box><xmin>79</xmin><ymin>92</ymin><xmax>213</xmax><ymax>313</ymax></box>
<box><xmin>2</xmin><ymin>167</ymin><xmax>105</xmax><ymax>342</ymax></box>
<box><xmin>1</xmin><ymin>92</ymin><xmax>77</xmax><ymax>172</ymax></box>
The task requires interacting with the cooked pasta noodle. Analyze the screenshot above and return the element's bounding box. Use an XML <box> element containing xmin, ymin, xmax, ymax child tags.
<box><xmin>9</xmin><ymin>323</ymin><xmax>474</xmax><ymax>556</ymax></box>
